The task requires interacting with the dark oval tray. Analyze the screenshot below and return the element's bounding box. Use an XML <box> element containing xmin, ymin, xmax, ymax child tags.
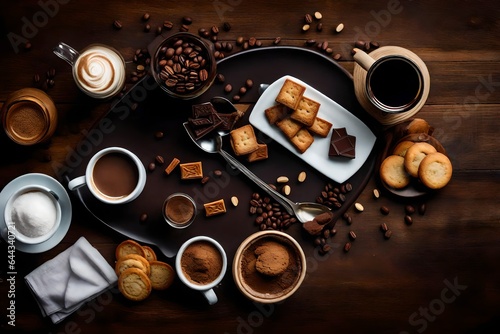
<box><xmin>63</xmin><ymin>46</ymin><xmax>382</xmax><ymax>259</ymax></box>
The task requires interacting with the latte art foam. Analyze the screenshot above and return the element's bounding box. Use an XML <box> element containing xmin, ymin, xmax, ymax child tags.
<box><xmin>74</xmin><ymin>45</ymin><xmax>125</xmax><ymax>98</ymax></box>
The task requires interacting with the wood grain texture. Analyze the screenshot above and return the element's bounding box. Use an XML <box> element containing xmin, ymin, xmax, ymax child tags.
<box><xmin>1</xmin><ymin>1</ymin><xmax>499</xmax><ymax>333</ymax></box>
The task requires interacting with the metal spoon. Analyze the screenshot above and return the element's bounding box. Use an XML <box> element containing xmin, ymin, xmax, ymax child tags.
<box><xmin>183</xmin><ymin>100</ymin><xmax>332</xmax><ymax>223</ymax></box>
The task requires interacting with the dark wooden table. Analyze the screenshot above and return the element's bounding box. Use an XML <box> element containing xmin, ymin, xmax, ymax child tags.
<box><xmin>1</xmin><ymin>1</ymin><xmax>499</xmax><ymax>333</ymax></box>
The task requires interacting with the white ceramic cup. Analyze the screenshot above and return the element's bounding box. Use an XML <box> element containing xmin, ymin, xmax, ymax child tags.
<box><xmin>67</xmin><ymin>147</ymin><xmax>146</xmax><ymax>205</ymax></box>
<box><xmin>4</xmin><ymin>185</ymin><xmax>62</xmax><ymax>244</ymax></box>
<box><xmin>175</xmin><ymin>236</ymin><xmax>227</xmax><ymax>305</ymax></box>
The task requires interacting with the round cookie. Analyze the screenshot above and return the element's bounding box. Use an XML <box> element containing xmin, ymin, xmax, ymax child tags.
<box><xmin>254</xmin><ymin>241</ymin><xmax>289</xmax><ymax>277</ymax></box>
<box><xmin>404</xmin><ymin>142</ymin><xmax>437</xmax><ymax>177</ymax></box>
<box><xmin>406</xmin><ymin>118</ymin><xmax>431</xmax><ymax>135</ymax></box>
<box><xmin>142</xmin><ymin>245</ymin><xmax>157</xmax><ymax>262</ymax></box>
<box><xmin>380</xmin><ymin>155</ymin><xmax>411</xmax><ymax>189</ymax></box>
<box><xmin>115</xmin><ymin>254</ymin><xmax>151</xmax><ymax>276</ymax></box>
<box><xmin>392</xmin><ymin>140</ymin><xmax>414</xmax><ymax>157</ymax></box>
<box><xmin>115</xmin><ymin>239</ymin><xmax>146</xmax><ymax>260</ymax></box>
<box><xmin>418</xmin><ymin>152</ymin><xmax>453</xmax><ymax>189</ymax></box>
<box><xmin>149</xmin><ymin>261</ymin><xmax>175</xmax><ymax>290</ymax></box>
<box><xmin>118</xmin><ymin>268</ymin><xmax>152</xmax><ymax>301</ymax></box>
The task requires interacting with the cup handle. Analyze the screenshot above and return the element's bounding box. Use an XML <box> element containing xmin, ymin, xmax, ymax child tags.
<box><xmin>67</xmin><ymin>175</ymin><xmax>86</xmax><ymax>191</ymax></box>
<box><xmin>352</xmin><ymin>48</ymin><xmax>375</xmax><ymax>71</ymax></box>
<box><xmin>53</xmin><ymin>42</ymin><xmax>79</xmax><ymax>66</ymax></box>
<box><xmin>202</xmin><ymin>288</ymin><xmax>218</xmax><ymax>305</ymax></box>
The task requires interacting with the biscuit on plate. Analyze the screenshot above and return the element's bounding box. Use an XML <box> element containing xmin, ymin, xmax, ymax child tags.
<box><xmin>307</xmin><ymin>116</ymin><xmax>332</xmax><ymax>138</ymax></box>
<box><xmin>290</xmin><ymin>128</ymin><xmax>314</xmax><ymax>153</ymax></box>
<box><xmin>230</xmin><ymin>124</ymin><xmax>259</xmax><ymax>156</ymax></box>
<box><xmin>149</xmin><ymin>261</ymin><xmax>175</xmax><ymax>290</ymax></box>
<box><xmin>265</xmin><ymin>104</ymin><xmax>288</xmax><ymax>124</ymax></box>
<box><xmin>404</xmin><ymin>142</ymin><xmax>437</xmax><ymax>178</ymax></box>
<box><xmin>275</xmin><ymin>78</ymin><xmax>306</xmax><ymax>110</ymax></box>
<box><xmin>115</xmin><ymin>240</ymin><xmax>146</xmax><ymax>260</ymax></box>
<box><xmin>290</xmin><ymin>96</ymin><xmax>320</xmax><ymax>126</ymax></box>
<box><xmin>380</xmin><ymin>155</ymin><xmax>410</xmax><ymax>189</ymax></box>
<box><xmin>118</xmin><ymin>268</ymin><xmax>152</xmax><ymax>301</ymax></box>
<box><xmin>276</xmin><ymin>117</ymin><xmax>302</xmax><ymax>138</ymax></box>
<box><xmin>392</xmin><ymin>140</ymin><xmax>414</xmax><ymax>157</ymax></box>
<box><xmin>115</xmin><ymin>254</ymin><xmax>151</xmax><ymax>276</ymax></box>
<box><xmin>418</xmin><ymin>152</ymin><xmax>452</xmax><ymax>189</ymax></box>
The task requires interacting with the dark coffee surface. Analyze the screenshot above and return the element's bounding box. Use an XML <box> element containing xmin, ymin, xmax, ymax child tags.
<box><xmin>92</xmin><ymin>152</ymin><xmax>139</xmax><ymax>198</ymax></box>
<box><xmin>369</xmin><ymin>58</ymin><xmax>421</xmax><ymax>108</ymax></box>
<box><xmin>6</xmin><ymin>101</ymin><xmax>46</xmax><ymax>141</ymax></box>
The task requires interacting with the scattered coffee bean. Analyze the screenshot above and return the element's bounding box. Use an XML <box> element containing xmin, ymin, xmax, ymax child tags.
<box><xmin>224</xmin><ymin>84</ymin><xmax>232</xmax><ymax>93</ymax></box>
<box><xmin>201</xmin><ymin>176</ymin><xmax>210</xmax><ymax>184</ymax></box>
<box><xmin>215</xmin><ymin>73</ymin><xmax>225</xmax><ymax>83</ymax></box>
<box><xmin>404</xmin><ymin>215</ymin><xmax>413</xmax><ymax>225</ymax></box>
<box><xmin>139</xmin><ymin>213</ymin><xmax>148</xmax><ymax>222</ymax></box>
<box><xmin>182</xmin><ymin>16</ymin><xmax>193</xmax><ymax>25</ymax></box>
<box><xmin>142</xmin><ymin>13</ymin><xmax>150</xmax><ymax>21</ymax></box>
<box><xmin>211</xmin><ymin>25</ymin><xmax>219</xmax><ymax>35</ymax></box>
<box><xmin>316</xmin><ymin>23</ymin><xmax>323</xmax><ymax>31</ymax></box>
<box><xmin>405</xmin><ymin>205</ymin><xmax>416</xmax><ymax>215</ymax></box>
<box><xmin>330</xmin><ymin>228</ymin><xmax>337</xmax><ymax>236</ymax></box>
<box><xmin>155</xmin><ymin>26</ymin><xmax>162</xmax><ymax>35</ymax></box>
<box><xmin>239</xmin><ymin>86</ymin><xmax>247</xmax><ymax>95</ymax></box>
<box><xmin>418</xmin><ymin>203</ymin><xmax>426</xmax><ymax>215</ymax></box>
<box><xmin>349</xmin><ymin>231</ymin><xmax>357</xmax><ymax>241</ymax></box>
<box><xmin>380</xmin><ymin>223</ymin><xmax>389</xmax><ymax>232</ymax></box>
<box><xmin>235</xmin><ymin>36</ymin><xmax>244</xmax><ymax>45</ymax></box>
<box><xmin>245</xmin><ymin>79</ymin><xmax>254</xmax><ymax>88</ymax></box>
<box><xmin>333</xmin><ymin>53</ymin><xmax>342</xmax><ymax>61</ymax></box>
<box><xmin>148</xmin><ymin>162</ymin><xmax>156</xmax><ymax>172</ymax></box>
<box><xmin>380</xmin><ymin>206</ymin><xmax>390</xmax><ymax>215</ymax></box>
<box><xmin>179</xmin><ymin>24</ymin><xmax>189</xmax><ymax>32</ymax></box>
<box><xmin>33</xmin><ymin>73</ymin><xmax>41</xmax><ymax>84</ymax></box>
<box><xmin>273</xmin><ymin>37</ymin><xmax>281</xmax><ymax>45</ymax></box>
<box><xmin>144</xmin><ymin>24</ymin><xmax>151</xmax><ymax>32</ymax></box>
<box><xmin>113</xmin><ymin>20</ymin><xmax>123</xmax><ymax>29</ymax></box>
<box><xmin>154</xmin><ymin>131</ymin><xmax>164</xmax><ymax>139</ymax></box>
<box><xmin>370</xmin><ymin>41</ymin><xmax>380</xmax><ymax>49</ymax></box>
<box><xmin>163</xmin><ymin>20</ymin><xmax>173</xmax><ymax>30</ymax></box>
<box><xmin>223</xmin><ymin>22</ymin><xmax>231</xmax><ymax>31</ymax></box>
<box><xmin>305</xmin><ymin>39</ymin><xmax>316</xmax><ymax>46</ymax></box>
<box><xmin>155</xmin><ymin>155</ymin><xmax>164</xmax><ymax>165</ymax></box>
<box><xmin>304</xmin><ymin>14</ymin><xmax>313</xmax><ymax>24</ymax></box>
<box><xmin>214</xmin><ymin>169</ymin><xmax>222</xmax><ymax>177</ymax></box>
<box><xmin>344</xmin><ymin>242</ymin><xmax>352</xmax><ymax>252</ymax></box>
<box><xmin>232</xmin><ymin>95</ymin><xmax>241</xmax><ymax>102</ymax></box>
<box><xmin>24</xmin><ymin>41</ymin><xmax>32</xmax><ymax>50</ymax></box>
<box><xmin>384</xmin><ymin>230</ymin><xmax>392</xmax><ymax>239</ymax></box>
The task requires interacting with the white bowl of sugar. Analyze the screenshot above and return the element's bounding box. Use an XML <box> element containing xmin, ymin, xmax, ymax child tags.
<box><xmin>4</xmin><ymin>185</ymin><xmax>61</xmax><ymax>244</ymax></box>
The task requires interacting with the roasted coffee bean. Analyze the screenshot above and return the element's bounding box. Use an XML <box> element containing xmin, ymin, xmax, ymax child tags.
<box><xmin>139</xmin><ymin>213</ymin><xmax>148</xmax><ymax>222</ymax></box>
<box><xmin>236</xmin><ymin>36</ymin><xmax>244</xmax><ymax>45</ymax></box>
<box><xmin>211</xmin><ymin>25</ymin><xmax>219</xmax><ymax>35</ymax></box>
<box><xmin>142</xmin><ymin>13</ymin><xmax>150</xmax><ymax>21</ymax></box>
<box><xmin>163</xmin><ymin>20</ymin><xmax>174</xmax><ymax>30</ymax></box>
<box><xmin>418</xmin><ymin>203</ymin><xmax>426</xmax><ymax>215</ymax></box>
<box><xmin>304</xmin><ymin>13</ymin><xmax>313</xmax><ymax>24</ymax></box>
<box><xmin>344</xmin><ymin>242</ymin><xmax>352</xmax><ymax>252</ymax></box>
<box><xmin>405</xmin><ymin>205</ymin><xmax>416</xmax><ymax>215</ymax></box>
<box><xmin>144</xmin><ymin>24</ymin><xmax>151</xmax><ymax>32</ymax></box>
<box><xmin>223</xmin><ymin>22</ymin><xmax>231</xmax><ymax>31</ymax></box>
<box><xmin>380</xmin><ymin>206</ymin><xmax>390</xmax><ymax>215</ymax></box>
<box><xmin>384</xmin><ymin>230</ymin><xmax>392</xmax><ymax>239</ymax></box>
<box><xmin>273</xmin><ymin>37</ymin><xmax>281</xmax><ymax>45</ymax></box>
<box><xmin>380</xmin><ymin>223</ymin><xmax>389</xmax><ymax>232</ymax></box>
<box><xmin>349</xmin><ymin>231</ymin><xmax>357</xmax><ymax>241</ymax></box>
<box><xmin>214</xmin><ymin>169</ymin><xmax>222</xmax><ymax>177</ymax></box>
<box><xmin>345</xmin><ymin>183</ymin><xmax>352</xmax><ymax>192</ymax></box>
<box><xmin>24</xmin><ymin>41</ymin><xmax>32</xmax><ymax>50</ymax></box>
<box><xmin>316</xmin><ymin>23</ymin><xmax>323</xmax><ymax>31</ymax></box>
<box><xmin>113</xmin><ymin>20</ymin><xmax>123</xmax><ymax>29</ymax></box>
<box><xmin>233</xmin><ymin>95</ymin><xmax>241</xmax><ymax>102</ymax></box>
<box><xmin>354</xmin><ymin>40</ymin><xmax>365</xmax><ymax>49</ymax></box>
<box><xmin>155</xmin><ymin>155</ymin><xmax>164</xmax><ymax>165</ymax></box>
<box><xmin>305</xmin><ymin>39</ymin><xmax>316</xmax><ymax>46</ymax></box>
<box><xmin>245</xmin><ymin>79</ymin><xmax>254</xmax><ymax>88</ymax></box>
<box><xmin>404</xmin><ymin>215</ymin><xmax>413</xmax><ymax>225</ymax></box>
<box><xmin>239</xmin><ymin>86</ymin><xmax>247</xmax><ymax>95</ymax></box>
<box><xmin>201</xmin><ymin>176</ymin><xmax>210</xmax><ymax>184</ymax></box>
<box><xmin>224</xmin><ymin>84</ymin><xmax>232</xmax><ymax>93</ymax></box>
<box><xmin>215</xmin><ymin>73</ymin><xmax>225</xmax><ymax>83</ymax></box>
<box><xmin>148</xmin><ymin>162</ymin><xmax>156</xmax><ymax>172</ymax></box>
<box><xmin>155</xmin><ymin>131</ymin><xmax>164</xmax><ymax>139</ymax></box>
<box><xmin>333</xmin><ymin>53</ymin><xmax>342</xmax><ymax>61</ymax></box>
<box><xmin>322</xmin><ymin>244</ymin><xmax>331</xmax><ymax>253</ymax></box>
<box><xmin>33</xmin><ymin>73</ymin><xmax>41</xmax><ymax>84</ymax></box>
<box><xmin>182</xmin><ymin>16</ymin><xmax>193</xmax><ymax>25</ymax></box>
<box><xmin>370</xmin><ymin>41</ymin><xmax>380</xmax><ymax>49</ymax></box>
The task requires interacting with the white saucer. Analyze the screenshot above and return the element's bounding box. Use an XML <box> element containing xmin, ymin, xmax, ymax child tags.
<box><xmin>0</xmin><ymin>173</ymin><xmax>72</xmax><ymax>253</ymax></box>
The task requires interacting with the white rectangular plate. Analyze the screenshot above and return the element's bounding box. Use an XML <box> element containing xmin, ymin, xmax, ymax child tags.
<box><xmin>249</xmin><ymin>75</ymin><xmax>376</xmax><ymax>184</ymax></box>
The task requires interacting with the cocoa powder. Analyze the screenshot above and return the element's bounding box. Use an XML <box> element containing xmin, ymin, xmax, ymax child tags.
<box><xmin>181</xmin><ymin>241</ymin><xmax>222</xmax><ymax>285</ymax></box>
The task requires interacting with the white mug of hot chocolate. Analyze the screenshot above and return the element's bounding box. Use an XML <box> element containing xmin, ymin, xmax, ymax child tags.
<box><xmin>4</xmin><ymin>185</ymin><xmax>62</xmax><ymax>244</ymax></box>
<box><xmin>175</xmin><ymin>236</ymin><xmax>227</xmax><ymax>305</ymax></box>
<box><xmin>53</xmin><ymin>42</ymin><xmax>126</xmax><ymax>99</ymax></box>
<box><xmin>67</xmin><ymin>147</ymin><xmax>146</xmax><ymax>205</ymax></box>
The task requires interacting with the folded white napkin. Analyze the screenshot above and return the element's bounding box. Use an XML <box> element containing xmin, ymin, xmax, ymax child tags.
<box><xmin>25</xmin><ymin>237</ymin><xmax>117</xmax><ymax>323</ymax></box>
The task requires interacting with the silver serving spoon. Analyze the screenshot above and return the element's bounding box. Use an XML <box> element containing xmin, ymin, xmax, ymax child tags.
<box><xmin>183</xmin><ymin>99</ymin><xmax>332</xmax><ymax>223</ymax></box>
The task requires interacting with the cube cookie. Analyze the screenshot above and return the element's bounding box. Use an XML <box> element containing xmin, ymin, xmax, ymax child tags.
<box><xmin>276</xmin><ymin>117</ymin><xmax>302</xmax><ymax>138</ymax></box>
<box><xmin>290</xmin><ymin>96</ymin><xmax>320</xmax><ymax>126</ymax></box>
<box><xmin>290</xmin><ymin>128</ymin><xmax>314</xmax><ymax>153</ymax></box>
<box><xmin>307</xmin><ymin>116</ymin><xmax>332</xmax><ymax>138</ymax></box>
<box><xmin>275</xmin><ymin>78</ymin><xmax>306</xmax><ymax>110</ymax></box>
<box><xmin>230</xmin><ymin>124</ymin><xmax>259</xmax><ymax>156</ymax></box>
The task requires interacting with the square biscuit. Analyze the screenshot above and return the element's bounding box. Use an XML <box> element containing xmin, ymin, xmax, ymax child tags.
<box><xmin>265</xmin><ymin>104</ymin><xmax>288</xmax><ymax>124</ymax></box>
<box><xmin>290</xmin><ymin>128</ymin><xmax>314</xmax><ymax>153</ymax></box>
<box><xmin>275</xmin><ymin>79</ymin><xmax>306</xmax><ymax>110</ymax></box>
<box><xmin>290</xmin><ymin>96</ymin><xmax>320</xmax><ymax>126</ymax></box>
<box><xmin>307</xmin><ymin>116</ymin><xmax>332</xmax><ymax>138</ymax></box>
<box><xmin>276</xmin><ymin>117</ymin><xmax>302</xmax><ymax>138</ymax></box>
<box><xmin>230</xmin><ymin>124</ymin><xmax>259</xmax><ymax>156</ymax></box>
<box><xmin>247</xmin><ymin>143</ymin><xmax>268</xmax><ymax>162</ymax></box>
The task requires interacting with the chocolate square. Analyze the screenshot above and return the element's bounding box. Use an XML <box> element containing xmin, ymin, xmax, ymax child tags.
<box><xmin>329</xmin><ymin>128</ymin><xmax>356</xmax><ymax>159</ymax></box>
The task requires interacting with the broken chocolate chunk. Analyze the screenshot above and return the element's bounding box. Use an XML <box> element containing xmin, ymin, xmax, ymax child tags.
<box><xmin>329</xmin><ymin>127</ymin><xmax>356</xmax><ymax>159</ymax></box>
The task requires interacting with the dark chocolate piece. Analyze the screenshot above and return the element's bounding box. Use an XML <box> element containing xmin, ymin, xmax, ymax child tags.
<box><xmin>192</xmin><ymin>102</ymin><xmax>216</xmax><ymax>118</ymax></box>
<box><xmin>329</xmin><ymin>127</ymin><xmax>356</xmax><ymax>159</ymax></box>
<box><xmin>217</xmin><ymin>112</ymin><xmax>238</xmax><ymax>131</ymax></box>
<box><xmin>188</xmin><ymin>117</ymin><xmax>213</xmax><ymax>128</ymax></box>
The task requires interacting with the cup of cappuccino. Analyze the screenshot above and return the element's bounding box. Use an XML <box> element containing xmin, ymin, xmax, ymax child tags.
<box><xmin>67</xmin><ymin>147</ymin><xmax>146</xmax><ymax>205</ymax></box>
<box><xmin>53</xmin><ymin>42</ymin><xmax>126</xmax><ymax>99</ymax></box>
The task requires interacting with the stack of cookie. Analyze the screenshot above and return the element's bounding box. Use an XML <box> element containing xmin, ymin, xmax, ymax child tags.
<box><xmin>380</xmin><ymin>118</ymin><xmax>453</xmax><ymax>190</ymax></box>
<box><xmin>115</xmin><ymin>240</ymin><xmax>175</xmax><ymax>301</ymax></box>
<box><xmin>229</xmin><ymin>124</ymin><xmax>269</xmax><ymax>162</ymax></box>
<box><xmin>265</xmin><ymin>78</ymin><xmax>332</xmax><ymax>153</ymax></box>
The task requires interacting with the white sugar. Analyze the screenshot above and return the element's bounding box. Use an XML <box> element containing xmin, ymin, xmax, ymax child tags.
<box><xmin>10</xmin><ymin>191</ymin><xmax>57</xmax><ymax>238</ymax></box>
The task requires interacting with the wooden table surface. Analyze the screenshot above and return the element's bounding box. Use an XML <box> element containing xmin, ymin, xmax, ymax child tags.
<box><xmin>1</xmin><ymin>1</ymin><xmax>499</xmax><ymax>333</ymax></box>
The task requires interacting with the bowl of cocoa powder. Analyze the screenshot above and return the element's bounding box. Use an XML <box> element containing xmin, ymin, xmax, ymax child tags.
<box><xmin>232</xmin><ymin>231</ymin><xmax>307</xmax><ymax>304</ymax></box>
<box><xmin>151</xmin><ymin>32</ymin><xmax>217</xmax><ymax>99</ymax></box>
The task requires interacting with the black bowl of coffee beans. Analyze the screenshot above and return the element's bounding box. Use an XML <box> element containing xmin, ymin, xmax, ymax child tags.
<box><xmin>152</xmin><ymin>33</ymin><xmax>216</xmax><ymax>99</ymax></box>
